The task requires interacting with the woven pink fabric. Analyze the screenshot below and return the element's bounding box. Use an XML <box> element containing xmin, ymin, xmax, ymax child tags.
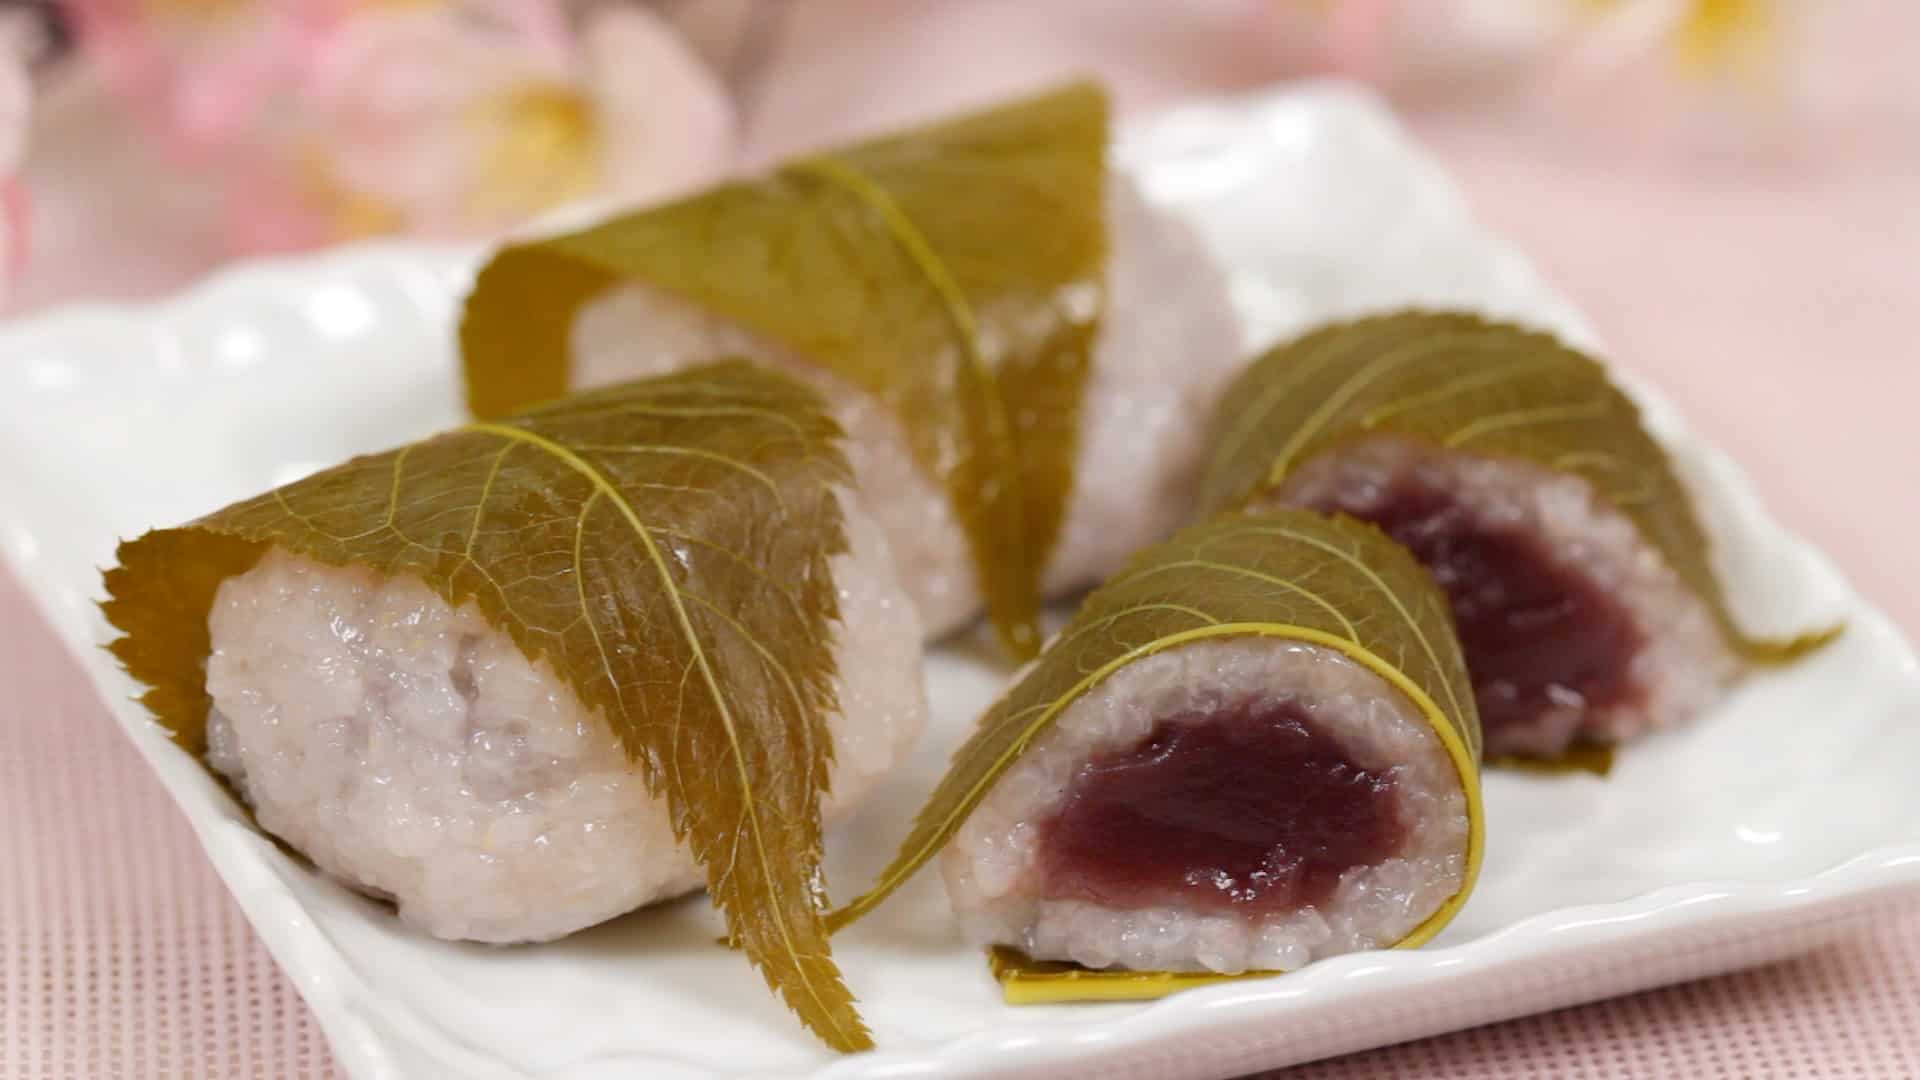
<box><xmin>0</xmin><ymin>569</ymin><xmax>334</xmax><ymax>1080</ymax></box>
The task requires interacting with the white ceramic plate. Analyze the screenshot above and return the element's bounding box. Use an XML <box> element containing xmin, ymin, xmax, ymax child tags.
<box><xmin>2</xmin><ymin>83</ymin><xmax>1916</xmax><ymax>1080</ymax></box>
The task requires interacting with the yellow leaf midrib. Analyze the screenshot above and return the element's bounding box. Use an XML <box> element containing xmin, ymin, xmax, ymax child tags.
<box><xmin>789</xmin><ymin>153</ymin><xmax>1036</xmax><ymax>653</ymax></box>
<box><xmin>461</xmin><ymin>418</ymin><xmax>860</xmax><ymax>1048</ymax></box>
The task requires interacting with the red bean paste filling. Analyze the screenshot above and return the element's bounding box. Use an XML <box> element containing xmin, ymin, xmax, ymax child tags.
<box><xmin>1036</xmin><ymin>701</ymin><xmax>1407</xmax><ymax>917</ymax></box>
<box><xmin>1300</xmin><ymin>477</ymin><xmax>1644</xmax><ymax>756</ymax></box>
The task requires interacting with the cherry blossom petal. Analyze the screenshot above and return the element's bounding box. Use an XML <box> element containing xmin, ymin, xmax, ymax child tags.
<box><xmin>584</xmin><ymin>5</ymin><xmax>736</xmax><ymax>208</ymax></box>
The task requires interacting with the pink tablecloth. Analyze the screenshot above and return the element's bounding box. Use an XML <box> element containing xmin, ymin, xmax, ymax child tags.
<box><xmin>6</xmin><ymin>24</ymin><xmax>1920</xmax><ymax>1079</ymax></box>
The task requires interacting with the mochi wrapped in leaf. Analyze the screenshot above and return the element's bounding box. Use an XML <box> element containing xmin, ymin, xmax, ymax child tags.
<box><xmin>101</xmin><ymin>364</ymin><xmax>929</xmax><ymax>1052</ymax></box>
<box><xmin>831</xmin><ymin>512</ymin><xmax>1483</xmax><ymax>999</ymax></box>
<box><xmin>1200</xmin><ymin>312</ymin><xmax>1836</xmax><ymax>762</ymax></box>
<box><xmin>462</xmin><ymin>81</ymin><xmax>1243</xmax><ymax>656</ymax></box>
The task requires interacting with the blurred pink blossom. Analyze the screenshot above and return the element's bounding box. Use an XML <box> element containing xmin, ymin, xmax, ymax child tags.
<box><xmin>287</xmin><ymin>3</ymin><xmax>733</xmax><ymax>242</ymax></box>
<box><xmin>0</xmin><ymin>47</ymin><xmax>30</xmax><ymax>304</ymax></box>
<box><xmin>585</xmin><ymin>7</ymin><xmax>738</xmax><ymax>213</ymax></box>
<box><xmin>69</xmin><ymin>0</ymin><xmax>343</xmax><ymax>158</ymax></box>
<box><xmin>298</xmin><ymin>3</ymin><xmax>586</xmax><ymax>240</ymax></box>
<box><xmin>1254</xmin><ymin>0</ymin><xmax>1820</xmax><ymax>157</ymax></box>
<box><xmin>1280</xmin><ymin>0</ymin><xmax>1867</xmax><ymax>166</ymax></box>
<box><xmin>734</xmin><ymin>0</ymin><xmax>1837</xmax><ymax>169</ymax></box>
<box><xmin>71</xmin><ymin>1</ymin><xmax>736</xmax><ymax>252</ymax></box>
<box><xmin>1242</xmin><ymin>0</ymin><xmax>1795</xmax><ymax>105</ymax></box>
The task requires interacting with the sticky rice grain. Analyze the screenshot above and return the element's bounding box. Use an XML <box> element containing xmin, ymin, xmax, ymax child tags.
<box><xmin>205</xmin><ymin>493</ymin><xmax>925</xmax><ymax>944</ymax></box>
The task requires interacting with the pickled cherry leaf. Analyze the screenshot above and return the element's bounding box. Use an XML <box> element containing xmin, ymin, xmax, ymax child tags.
<box><xmin>1489</xmin><ymin>743</ymin><xmax>1617</xmax><ymax>777</ymax></box>
<box><xmin>1198</xmin><ymin>311</ymin><xmax>1839</xmax><ymax>663</ymax></box>
<box><xmin>101</xmin><ymin>363</ymin><xmax>874</xmax><ymax>1051</ymax></box>
<box><xmin>829</xmin><ymin>511</ymin><xmax>1483</xmax><ymax>947</ymax></box>
<box><xmin>987</xmin><ymin>946</ymin><xmax>1269</xmax><ymax>1004</ymax></box>
<box><xmin>461</xmin><ymin>82</ymin><xmax>1111</xmax><ymax>659</ymax></box>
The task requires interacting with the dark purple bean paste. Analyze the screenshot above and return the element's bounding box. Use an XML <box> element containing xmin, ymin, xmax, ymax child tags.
<box><xmin>1300</xmin><ymin>477</ymin><xmax>1644</xmax><ymax>757</ymax></box>
<box><xmin>1036</xmin><ymin>701</ymin><xmax>1407</xmax><ymax>917</ymax></box>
